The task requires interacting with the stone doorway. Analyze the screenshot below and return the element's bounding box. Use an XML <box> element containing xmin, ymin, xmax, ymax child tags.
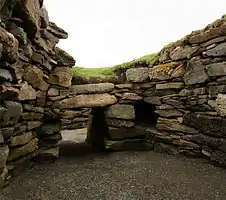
<box><xmin>134</xmin><ymin>100</ymin><xmax>158</xmax><ymax>127</ymax></box>
<box><xmin>86</xmin><ymin>107</ymin><xmax>110</xmax><ymax>151</ymax></box>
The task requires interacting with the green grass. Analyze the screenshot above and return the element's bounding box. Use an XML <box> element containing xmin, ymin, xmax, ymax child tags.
<box><xmin>72</xmin><ymin>53</ymin><xmax>159</xmax><ymax>78</ymax></box>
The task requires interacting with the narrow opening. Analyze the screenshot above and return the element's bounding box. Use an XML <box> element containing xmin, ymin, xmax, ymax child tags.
<box><xmin>86</xmin><ymin>107</ymin><xmax>109</xmax><ymax>151</ymax></box>
<box><xmin>134</xmin><ymin>100</ymin><xmax>158</xmax><ymax>127</ymax></box>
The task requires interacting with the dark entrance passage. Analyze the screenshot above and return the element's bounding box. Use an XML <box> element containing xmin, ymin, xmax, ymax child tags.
<box><xmin>134</xmin><ymin>100</ymin><xmax>158</xmax><ymax>127</ymax></box>
<box><xmin>86</xmin><ymin>107</ymin><xmax>110</xmax><ymax>151</ymax></box>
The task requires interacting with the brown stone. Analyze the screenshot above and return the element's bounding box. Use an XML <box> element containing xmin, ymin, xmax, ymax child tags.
<box><xmin>9</xmin><ymin>132</ymin><xmax>34</xmax><ymax>147</ymax></box>
<box><xmin>47</xmin><ymin>67</ymin><xmax>72</xmax><ymax>87</ymax></box>
<box><xmin>7</xmin><ymin>138</ymin><xmax>38</xmax><ymax>161</ymax></box>
<box><xmin>121</xmin><ymin>92</ymin><xmax>143</xmax><ymax>101</ymax></box>
<box><xmin>157</xmin><ymin>117</ymin><xmax>198</xmax><ymax>134</ymax></box>
<box><xmin>0</xmin><ymin>27</ymin><xmax>18</xmax><ymax>63</ymax></box>
<box><xmin>0</xmin><ymin>146</ymin><xmax>9</xmax><ymax>171</ymax></box>
<box><xmin>27</xmin><ymin>121</ymin><xmax>42</xmax><ymax>130</ymax></box>
<box><xmin>17</xmin><ymin>82</ymin><xmax>36</xmax><ymax>101</ymax></box>
<box><xmin>23</xmin><ymin>65</ymin><xmax>49</xmax><ymax>91</ymax></box>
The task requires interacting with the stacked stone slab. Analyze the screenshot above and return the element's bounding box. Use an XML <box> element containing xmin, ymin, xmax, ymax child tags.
<box><xmin>0</xmin><ymin>0</ymin><xmax>75</xmax><ymax>187</ymax></box>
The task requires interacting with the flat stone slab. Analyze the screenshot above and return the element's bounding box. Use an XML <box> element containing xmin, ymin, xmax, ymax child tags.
<box><xmin>60</xmin><ymin>83</ymin><xmax>115</xmax><ymax>95</ymax></box>
<box><xmin>53</xmin><ymin>93</ymin><xmax>118</xmax><ymax>109</ymax></box>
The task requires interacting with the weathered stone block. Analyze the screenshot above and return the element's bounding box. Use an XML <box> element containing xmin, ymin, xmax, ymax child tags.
<box><xmin>22</xmin><ymin>112</ymin><xmax>43</xmax><ymax>120</ymax></box>
<box><xmin>38</xmin><ymin>123</ymin><xmax>61</xmax><ymax>137</ymax></box>
<box><xmin>169</xmin><ymin>45</ymin><xmax>198</xmax><ymax>60</ymax></box>
<box><xmin>156</xmin><ymin>82</ymin><xmax>184</xmax><ymax>90</ymax></box>
<box><xmin>105</xmin><ymin>104</ymin><xmax>135</xmax><ymax>120</ymax></box>
<box><xmin>215</xmin><ymin>94</ymin><xmax>226</xmax><ymax>117</ymax></box>
<box><xmin>17</xmin><ymin>82</ymin><xmax>36</xmax><ymax>101</ymax></box>
<box><xmin>206</xmin><ymin>62</ymin><xmax>226</xmax><ymax>77</ymax></box>
<box><xmin>121</xmin><ymin>92</ymin><xmax>143</xmax><ymax>101</ymax></box>
<box><xmin>183</xmin><ymin>58</ymin><xmax>209</xmax><ymax>85</ymax></box>
<box><xmin>203</xmin><ymin>42</ymin><xmax>226</xmax><ymax>57</ymax></box>
<box><xmin>155</xmin><ymin>109</ymin><xmax>182</xmax><ymax>117</ymax></box>
<box><xmin>144</xmin><ymin>97</ymin><xmax>161</xmax><ymax>105</ymax></box>
<box><xmin>23</xmin><ymin>65</ymin><xmax>49</xmax><ymax>91</ymax></box>
<box><xmin>7</xmin><ymin>138</ymin><xmax>38</xmax><ymax>162</ymax></box>
<box><xmin>53</xmin><ymin>93</ymin><xmax>118</xmax><ymax>109</ymax></box>
<box><xmin>126</xmin><ymin>68</ymin><xmax>149</xmax><ymax>83</ymax></box>
<box><xmin>9</xmin><ymin>132</ymin><xmax>34</xmax><ymax>147</ymax></box>
<box><xmin>106</xmin><ymin>118</ymin><xmax>134</xmax><ymax>128</ymax></box>
<box><xmin>47</xmin><ymin>67</ymin><xmax>72</xmax><ymax>87</ymax></box>
<box><xmin>0</xmin><ymin>101</ymin><xmax>22</xmax><ymax>127</ymax></box>
<box><xmin>60</xmin><ymin>83</ymin><xmax>114</xmax><ymax>95</ymax></box>
<box><xmin>184</xmin><ymin>113</ymin><xmax>226</xmax><ymax>138</ymax></box>
<box><xmin>156</xmin><ymin>118</ymin><xmax>198</xmax><ymax>134</ymax></box>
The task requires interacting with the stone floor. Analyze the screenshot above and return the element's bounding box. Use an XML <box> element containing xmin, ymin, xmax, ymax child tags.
<box><xmin>1</xmin><ymin>129</ymin><xmax>226</xmax><ymax>200</ymax></box>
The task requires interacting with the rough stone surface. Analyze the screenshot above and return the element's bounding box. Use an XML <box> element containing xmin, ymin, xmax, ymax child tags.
<box><xmin>183</xmin><ymin>58</ymin><xmax>209</xmax><ymax>85</ymax></box>
<box><xmin>126</xmin><ymin>68</ymin><xmax>149</xmax><ymax>83</ymax></box>
<box><xmin>7</xmin><ymin>138</ymin><xmax>38</xmax><ymax>161</ymax></box>
<box><xmin>105</xmin><ymin>104</ymin><xmax>135</xmax><ymax>120</ymax></box>
<box><xmin>0</xmin><ymin>145</ymin><xmax>9</xmax><ymax>170</ymax></box>
<box><xmin>23</xmin><ymin>65</ymin><xmax>49</xmax><ymax>91</ymax></box>
<box><xmin>184</xmin><ymin>113</ymin><xmax>226</xmax><ymax>138</ymax></box>
<box><xmin>17</xmin><ymin>82</ymin><xmax>37</xmax><ymax>101</ymax></box>
<box><xmin>47</xmin><ymin>67</ymin><xmax>72</xmax><ymax>87</ymax></box>
<box><xmin>203</xmin><ymin>42</ymin><xmax>226</xmax><ymax>57</ymax></box>
<box><xmin>54</xmin><ymin>93</ymin><xmax>118</xmax><ymax>109</ymax></box>
<box><xmin>206</xmin><ymin>62</ymin><xmax>226</xmax><ymax>77</ymax></box>
<box><xmin>106</xmin><ymin>119</ymin><xmax>135</xmax><ymax>128</ymax></box>
<box><xmin>157</xmin><ymin>118</ymin><xmax>198</xmax><ymax>134</ymax></box>
<box><xmin>9</xmin><ymin>132</ymin><xmax>34</xmax><ymax>147</ymax></box>
<box><xmin>60</xmin><ymin>83</ymin><xmax>114</xmax><ymax>95</ymax></box>
<box><xmin>169</xmin><ymin>45</ymin><xmax>198</xmax><ymax>60</ymax></box>
<box><xmin>215</xmin><ymin>94</ymin><xmax>226</xmax><ymax>117</ymax></box>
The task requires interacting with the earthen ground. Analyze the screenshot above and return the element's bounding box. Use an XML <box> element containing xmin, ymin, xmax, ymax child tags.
<box><xmin>1</xmin><ymin>129</ymin><xmax>226</xmax><ymax>200</ymax></box>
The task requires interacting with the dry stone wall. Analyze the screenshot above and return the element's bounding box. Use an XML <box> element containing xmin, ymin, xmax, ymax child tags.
<box><xmin>0</xmin><ymin>0</ymin><xmax>75</xmax><ymax>188</ymax></box>
<box><xmin>1</xmin><ymin>0</ymin><xmax>226</xmax><ymax>189</ymax></box>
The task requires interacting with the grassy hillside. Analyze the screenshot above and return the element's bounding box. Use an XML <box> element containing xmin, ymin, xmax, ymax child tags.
<box><xmin>72</xmin><ymin>53</ymin><xmax>159</xmax><ymax>79</ymax></box>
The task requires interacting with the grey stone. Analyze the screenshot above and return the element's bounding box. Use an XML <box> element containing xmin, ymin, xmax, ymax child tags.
<box><xmin>60</xmin><ymin>83</ymin><xmax>114</xmax><ymax>95</ymax></box>
<box><xmin>126</xmin><ymin>68</ymin><xmax>149</xmax><ymax>83</ymax></box>
<box><xmin>0</xmin><ymin>101</ymin><xmax>22</xmax><ymax>128</ymax></box>
<box><xmin>38</xmin><ymin>146</ymin><xmax>59</xmax><ymax>160</ymax></box>
<box><xmin>144</xmin><ymin>97</ymin><xmax>161</xmax><ymax>105</ymax></box>
<box><xmin>201</xmin><ymin>36</ymin><xmax>226</xmax><ymax>47</ymax></box>
<box><xmin>121</xmin><ymin>92</ymin><xmax>143</xmax><ymax>101</ymax></box>
<box><xmin>156</xmin><ymin>82</ymin><xmax>184</xmax><ymax>90</ymax></box>
<box><xmin>155</xmin><ymin>109</ymin><xmax>182</xmax><ymax>117</ymax></box>
<box><xmin>105</xmin><ymin>104</ymin><xmax>135</xmax><ymax>120</ymax></box>
<box><xmin>184</xmin><ymin>113</ymin><xmax>226</xmax><ymax>138</ymax></box>
<box><xmin>206</xmin><ymin>62</ymin><xmax>226</xmax><ymax>77</ymax></box>
<box><xmin>40</xmin><ymin>6</ymin><xmax>49</xmax><ymax>28</ymax></box>
<box><xmin>203</xmin><ymin>42</ymin><xmax>226</xmax><ymax>57</ymax></box>
<box><xmin>182</xmin><ymin>134</ymin><xmax>226</xmax><ymax>148</ymax></box>
<box><xmin>156</xmin><ymin>104</ymin><xmax>174</xmax><ymax>110</ymax></box>
<box><xmin>38</xmin><ymin>123</ymin><xmax>61</xmax><ymax>137</ymax></box>
<box><xmin>53</xmin><ymin>47</ymin><xmax>75</xmax><ymax>67</ymax></box>
<box><xmin>183</xmin><ymin>58</ymin><xmax>209</xmax><ymax>85</ymax></box>
<box><xmin>106</xmin><ymin>119</ymin><xmax>134</xmax><ymax>128</ymax></box>
<box><xmin>22</xmin><ymin>112</ymin><xmax>43</xmax><ymax>120</ymax></box>
<box><xmin>169</xmin><ymin>45</ymin><xmax>198</xmax><ymax>60</ymax></box>
<box><xmin>0</xmin><ymin>68</ymin><xmax>12</xmax><ymax>83</ymax></box>
<box><xmin>208</xmin><ymin>85</ymin><xmax>226</xmax><ymax>97</ymax></box>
